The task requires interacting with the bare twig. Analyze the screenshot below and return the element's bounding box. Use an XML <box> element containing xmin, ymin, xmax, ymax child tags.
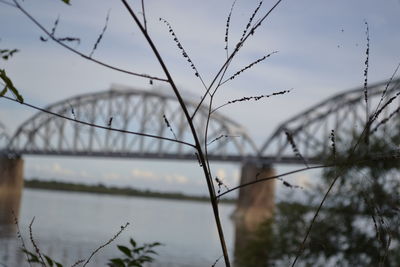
<box><xmin>159</xmin><ymin>17</ymin><xmax>208</xmax><ymax>90</ymax></box>
<box><xmin>82</xmin><ymin>222</ymin><xmax>129</xmax><ymax>267</ymax></box>
<box><xmin>220</xmin><ymin>51</ymin><xmax>278</xmax><ymax>85</ymax></box>
<box><xmin>89</xmin><ymin>10</ymin><xmax>110</xmax><ymax>57</ymax></box>
<box><xmin>0</xmin><ymin>0</ymin><xmax>16</xmax><ymax>7</ymax></box>
<box><xmin>11</xmin><ymin>0</ymin><xmax>167</xmax><ymax>82</ymax></box>
<box><xmin>191</xmin><ymin>0</ymin><xmax>284</xmax><ymax>120</ymax></box>
<box><xmin>207</xmin><ymin>134</ymin><xmax>240</xmax><ymax>146</ymax></box>
<box><xmin>217</xmin><ymin>164</ymin><xmax>326</xmax><ymax>198</ymax></box>
<box><xmin>224</xmin><ymin>0</ymin><xmax>237</xmax><ymax>58</ymax></box>
<box><xmin>237</xmin><ymin>1</ymin><xmax>263</xmax><ymax>44</ymax></box>
<box><xmin>285</xmin><ymin>130</ymin><xmax>309</xmax><ymax>168</ymax></box>
<box><xmin>141</xmin><ymin>0</ymin><xmax>147</xmax><ymax>32</ymax></box>
<box><xmin>0</xmin><ymin>95</ymin><xmax>195</xmax><ymax>148</ymax></box>
<box><xmin>212</xmin><ymin>89</ymin><xmax>291</xmax><ymax>113</ymax></box>
<box><xmin>29</xmin><ymin>217</ymin><xmax>47</xmax><ymax>267</ymax></box>
<box><xmin>12</xmin><ymin>211</ymin><xmax>33</xmax><ymax>267</ymax></box>
<box><xmin>163</xmin><ymin>114</ymin><xmax>178</xmax><ymax>140</ymax></box>
<box><xmin>373</xmin><ymin>62</ymin><xmax>400</xmax><ymax>113</ymax></box>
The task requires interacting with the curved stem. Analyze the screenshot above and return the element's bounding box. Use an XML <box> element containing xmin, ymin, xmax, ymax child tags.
<box><xmin>119</xmin><ymin>1</ymin><xmax>231</xmax><ymax>265</ymax></box>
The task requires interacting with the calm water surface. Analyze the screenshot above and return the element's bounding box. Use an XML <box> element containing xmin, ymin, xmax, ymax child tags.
<box><xmin>0</xmin><ymin>189</ymin><xmax>236</xmax><ymax>267</ymax></box>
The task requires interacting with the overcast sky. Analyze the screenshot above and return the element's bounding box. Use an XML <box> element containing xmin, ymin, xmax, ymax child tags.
<box><xmin>1</xmin><ymin>0</ymin><xmax>400</xmax><ymax>196</ymax></box>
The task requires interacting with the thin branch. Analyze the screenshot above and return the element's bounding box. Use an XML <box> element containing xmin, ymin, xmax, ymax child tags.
<box><xmin>220</xmin><ymin>51</ymin><xmax>278</xmax><ymax>85</ymax></box>
<box><xmin>373</xmin><ymin>62</ymin><xmax>400</xmax><ymax>114</ymax></box>
<box><xmin>217</xmin><ymin>164</ymin><xmax>327</xmax><ymax>198</ymax></box>
<box><xmin>163</xmin><ymin>114</ymin><xmax>177</xmax><ymax>140</ymax></box>
<box><xmin>11</xmin><ymin>0</ymin><xmax>167</xmax><ymax>82</ymax></box>
<box><xmin>371</xmin><ymin>106</ymin><xmax>400</xmax><ymax>133</ymax></box>
<box><xmin>0</xmin><ymin>95</ymin><xmax>195</xmax><ymax>148</ymax></box>
<box><xmin>212</xmin><ymin>89</ymin><xmax>291</xmax><ymax>113</ymax></box>
<box><xmin>291</xmin><ymin>171</ymin><xmax>339</xmax><ymax>267</ymax></box>
<box><xmin>119</xmin><ymin>1</ymin><xmax>231</xmax><ymax>265</ymax></box>
<box><xmin>0</xmin><ymin>0</ymin><xmax>16</xmax><ymax>7</ymax></box>
<box><xmin>207</xmin><ymin>134</ymin><xmax>240</xmax><ymax>146</ymax></box>
<box><xmin>370</xmin><ymin>91</ymin><xmax>400</xmax><ymax>124</ymax></box>
<box><xmin>217</xmin><ymin>151</ymin><xmax>400</xmax><ymax>198</ymax></box>
<box><xmin>224</xmin><ymin>0</ymin><xmax>237</xmax><ymax>59</ymax></box>
<box><xmin>141</xmin><ymin>0</ymin><xmax>147</xmax><ymax>32</ymax></box>
<box><xmin>28</xmin><ymin>217</ymin><xmax>47</xmax><ymax>267</ymax></box>
<box><xmin>191</xmin><ymin>0</ymin><xmax>284</xmax><ymax>119</ymax></box>
<box><xmin>82</xmin><ymin>222</ymin><xmax>129</xmax><ymax>267</ymax></box>
<box><xmin>89</xmin><ymin>10</ymin><xmax>110</xmax><ymax>58</ymax></box>
<box><xmin>363</xmin><ymin>21</ymin><xmax>370</xmax><ymax>146</ymax></box>
<box><xmin>159</xmin><ymin>17</ymin><xmax>208</xmax><ymax>90</ymax></box>
<box><xmin>285</xmin><ymin>130</ymin><xmax>309</xmax><ymax>168</ymax></box>
<box><xmin>12</xmin><ymin>211</ymin><xmax>33</xmax><ymax>267</ymax></box>
<box><xmin>237</xmin><ymin>0</ymin><xmax>263</xmax><ymax>44</ymax></box>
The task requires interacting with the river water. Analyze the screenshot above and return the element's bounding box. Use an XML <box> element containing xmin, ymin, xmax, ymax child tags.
<box><xmin>0</xmin><ymin>189</ymin><xmax>236</xmax><ymax>267</ymax></box>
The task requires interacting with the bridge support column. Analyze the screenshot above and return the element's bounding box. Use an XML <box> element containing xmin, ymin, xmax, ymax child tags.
<box><xmin>0</xmin><ymin>157</ymin><xmax>24</xmax><ymax>228</ymax></box>
<box><xmin>233</xmin><ymin>162</ymin><xmax>276</xmax><ymax>266</ymax></box>
<box><xmin>234</xmin><ymin>162</ymin><xmax>275</xmax><ymax>230</ymax></box>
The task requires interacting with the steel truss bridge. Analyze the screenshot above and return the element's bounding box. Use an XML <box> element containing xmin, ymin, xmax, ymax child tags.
<box><xmin>1</xmin><ymin>79</ymin><xmax>400</xmax><ymax>164</ymax></box>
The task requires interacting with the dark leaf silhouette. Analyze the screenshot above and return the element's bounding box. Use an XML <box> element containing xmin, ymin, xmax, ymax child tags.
<box><xmin>0</xmin><ymin>69</ymin><xmax>24</xmax><ymax>103</ymax></box>
<box><xmin>0</xmin><ymin>48</ymin><xmax>19</xmax><ymax>60</ymax></box>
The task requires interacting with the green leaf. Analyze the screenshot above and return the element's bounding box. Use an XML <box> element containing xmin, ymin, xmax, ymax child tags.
<box><xmin>146</xmin><ymin>249</ymin><xmax>158</xmax><ymax>255</ymax></box>
<box><xmin>129</xmin><ymin>238</ymin><xmax>136</xmax><ymax>248</ymax></box>
<box><xmin>109</xmin><ymin>258</ymin><xmax>126</xmax><ymax>267</ymax></box>
<box><xmin>0</xmin><ymin>69</ymin><xmax>24</xmax><ymax>103</ymax></box>
<box><xmin>117</xmin><ymin>245</ymin><xmax>132</xmax><ymax>257</ymax></box>
<box><xmin>60</xmin><ymin>0</ymin><xmax>71</xmax><ymax>4</ymax></box>
<box><xmin>0</xmin><ymin>87</ymin><xmax>6</xmax><ymax>96</ymax></box>
<box><xmin>138</xmin><ymin>255</ymin><xmax>153</xmax><ymax>262</ymax></box>
<box><xmin>127</xmin><ymin>262</ymin><xmax>141</xmax><ymax>267</ymax></box>
<box><xmin>133</xmin><ymin>247</ymin><xmax>144</xmax><ymax>253</ymax></box>
<box><xmin>149</xmin><ymin>242</ymin><xmax>162</xmax><ymax>247</ymax></box>
<box><xmin>21</xmin><ymin>249</ymin><xmax>40</xmax><ymax>262</ymax></box>
<box><xmin>44</xmin><ymin>255</ymin><xmax>54</xmax><ymax>267</ymax></box>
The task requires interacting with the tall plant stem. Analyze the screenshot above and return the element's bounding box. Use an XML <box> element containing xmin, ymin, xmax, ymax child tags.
<box><xmin>119</xmin><ymin>1</ymin><xmax>231</xmax><ymax>265</ymax></box>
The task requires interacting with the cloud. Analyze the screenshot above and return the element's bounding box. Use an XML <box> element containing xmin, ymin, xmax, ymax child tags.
<box><xmin>28</xmin><ymin>162</ymin><xmax>75</xmax><ymax>176</ymax></box>
<box><xmin>130</xmin><ymin>168</ymin><xmax>159</xmax><ymax>181</ymax></box>
<box><xmin>165</xmin><ymin>174</ymin><xmax>188</xmax><ymax>184</ymax></box>
<box><xmin>102</xmin><ymin>172</ymin><xmax>121</xmax><ymax>180</ymax></box>
<box><xmin>295</xmin><ymin>173</ymin><xmax>312</xmax><ymax>189</ymax></box>
<box><xmin>216</xmin><ymin>168</ymin><xmax>226</xmax><ymax>180</ymax></box>
<box><xmin>131</xmin><ymin>169</ymin><xmax>156</xmax><ymax>178</ymax></box>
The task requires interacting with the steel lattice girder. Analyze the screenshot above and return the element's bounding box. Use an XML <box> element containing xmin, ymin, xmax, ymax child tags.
<box><xmin>0</xmin><ymin>122</ymin><xmax>10</xmax><ymax>150</ymax></box>
<box><xmin>6</xmin><ymin>85</ymin><xmax>258</xmax><ymax>160</ymax></box>
<box><xmin>260</xmin><ymin>78</ymin><xmax>400</xmax><ymax>163</ymax></box>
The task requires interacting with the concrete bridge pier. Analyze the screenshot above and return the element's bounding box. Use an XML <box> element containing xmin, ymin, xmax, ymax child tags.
<box><xmin>0</xmin><ymin>156</ymin><xmax>24</xmax><ymax>230</ymax></box>
<box><xmin>233</xmin><ymin>161</ymin><xmax>276</xmax><ymax>265</ymax></box>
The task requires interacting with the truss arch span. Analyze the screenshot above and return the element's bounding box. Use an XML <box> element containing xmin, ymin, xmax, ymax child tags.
<box><xmin>8</xmin><ymin>85</ymin><xmax>258</xmax><ymax>160</ymax></box>
<box><xmin>260</xmin><ymin>78</ymin><xmax>400</xmax><ymax>163</ymax></box>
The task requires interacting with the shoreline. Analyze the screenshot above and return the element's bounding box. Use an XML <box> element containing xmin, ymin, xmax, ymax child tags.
<box><xmin>24</xmin><ymin>179</ymin><xmax>236</xmax><ymax>204</ymax></box>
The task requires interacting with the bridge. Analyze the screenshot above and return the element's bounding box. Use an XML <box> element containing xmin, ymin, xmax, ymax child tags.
<box><xmin>1</xmin><ymin>78</ymin><xmax>400</xmax><ymax>228</ymax></box>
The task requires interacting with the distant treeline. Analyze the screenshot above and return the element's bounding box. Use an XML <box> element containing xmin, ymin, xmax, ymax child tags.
<box><xmin>24</xmin><ymin>179</ymin><xmax>236</xmax><ymax>204</ymax></box>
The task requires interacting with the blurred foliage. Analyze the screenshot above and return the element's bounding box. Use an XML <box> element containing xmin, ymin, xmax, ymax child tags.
<box><xmin>107</xmin><ymin>238</ymin><xmax>162</xmax><ymax>267</ymax></box>
<box><xmin>22</xmin><ymin>248</ymin><xmax>63</xmax><ymax>267</ymax></box>
<box><xmin>22</xmin><ymin>237</ymin><xmax>161</xmax><ymax>267</ymax></box>
<box><xmin>236</xmin><ymin>128</ymin><xmax>400</xmax><ymax>267</ymax></box>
